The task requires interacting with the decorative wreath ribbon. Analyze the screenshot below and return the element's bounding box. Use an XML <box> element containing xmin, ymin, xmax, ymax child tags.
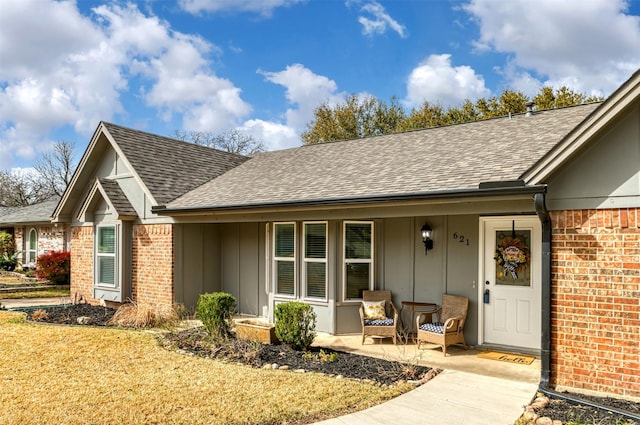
<box><xmin>494</xmin><ymin>237</ymin><xmax>529</xmax><ymax>279</ymax></box>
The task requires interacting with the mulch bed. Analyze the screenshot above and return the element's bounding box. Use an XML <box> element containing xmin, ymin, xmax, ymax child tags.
<box><xmin>534</xmin><ymin>393</ymin><xmax>639</xmax><ymax>424</ymax></box>
<box><xmin>18</xmin><ymin>303</ymin><xmax>116</xmax><ymax>326</ymax></box>
<box><xmin>14</xmin><ymin>304</ymin><xmax>640</xmax><ymax>423</ymax></box>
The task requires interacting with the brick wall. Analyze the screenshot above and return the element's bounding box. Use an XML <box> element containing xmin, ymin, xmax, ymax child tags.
<box><xmin>132</xmin><ymin>224</ymin><xmax>174</xmax><ymax>313</ymax></box>
<box><xmin>14</xmin><ymin>225</ymin><xmax>68</xmax><ymax>268</ymax></box>
<box><xmin>551</xmin><ymin>208</ymin><xmax>640</xmax><ymax>400</ymax></box>
<box><xmin>70</xmin><ymin>226</ymin><xmax>94</xmax><ymax>303</ymax></box>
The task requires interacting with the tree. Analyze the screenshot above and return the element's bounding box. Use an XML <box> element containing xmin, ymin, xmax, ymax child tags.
<box><xmin>0</xmin><ymin>169</ymin><xmax>51</xmax><ymax>207</ymax></box>
<box><xmin>173</xmin><ymin>129</ymin><xmax>265</xmax><ymax>155</ymax></box>
<box><xmin>302</xmin><ymin>86</ymin><xmax>603</xmax><ymax>145</ymax></box>
<box><xmin>400</xmin><ymin>101</ymin><xmax>446</xmax><ymax>131</ymax></box>
<box><xmin>301</xmin><ymin>94</ymin><xmax>405</xmax><ymax>144</ymax></box>
<box><xmin>33</xmin><ymin>140</ymin><xmax>77</xmax><ymax>198</ymax></box>
<box><xmin>531</xmin><ymin>86</ymin><xmax>605</xmax><ymax>110</ymax></box>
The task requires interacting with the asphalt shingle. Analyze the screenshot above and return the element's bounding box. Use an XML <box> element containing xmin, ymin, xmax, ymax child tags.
<box><xmin>167</xmin><ymin>103</ymin><xmax>600</xmax><ymax>210</ymax></box>
<box><xmin>0</xmin><ymin>199</ymin><xmax>59</xmax><ymax>225</ymax></box>
<box><xmin>101</xmin><ymin>122</ymin><xmax>250</xmax><ymax>205</ymax></box>
<box><xmin>98</xmin><ymin>179</ymin><xmax>137</xmax><ymax>217</ymax></box>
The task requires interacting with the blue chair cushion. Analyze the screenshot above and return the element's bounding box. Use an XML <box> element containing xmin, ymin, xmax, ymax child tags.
<box><xmin>420</xmin><ymin>322</ymin><xmax>444</xmax><ymax>333</ymax></box>
<box><xmin>364</xmin><ymin>318</ymin><xmax>394</xmax><ymax>326</ymax></box>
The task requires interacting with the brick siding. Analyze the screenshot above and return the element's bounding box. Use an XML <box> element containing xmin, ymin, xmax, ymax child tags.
<box><xmin>131</xmin><ymin>224</ymin><xmax>174</xmax><ymax>313</ymax></box>
<box><xmin>69</xmin><ymin>224</ymin><xmax>175</xmax><ymax>312</ymax></box>
<box><xmin>551</xmin><ymin>208</ymin><xmax>640</xmax><ymax>399</ymax></box>
<box><xmin>70</xmin><ymin>226</ymin><xmax>94</xmax><ymax>304</ymax></box>
<box><xmin>14</xmin><ymin>225</ymin><xmax>68</xmax><ymax>268</ymax></box>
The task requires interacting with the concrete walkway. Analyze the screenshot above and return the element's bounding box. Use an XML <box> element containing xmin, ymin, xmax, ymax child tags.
<box><xmin>1</xmin><ymin>296</ymin><xmax>71</xmax><ymax>309</ymax></box>
<box><xmin>314</xmin><ymin>369</ymin><xmax>537</xmax><ymax>424</ymax></box>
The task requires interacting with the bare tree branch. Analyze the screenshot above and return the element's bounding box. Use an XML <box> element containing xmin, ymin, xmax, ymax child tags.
<box><xmin>34</xmin><ymin>140</ymin><xmax>77</xmax><ymax>198</ymax></box>
<box><xmin>173</xmin><ymin>129</ymin><xmax>265</xmax><ymax>156</ymax></box>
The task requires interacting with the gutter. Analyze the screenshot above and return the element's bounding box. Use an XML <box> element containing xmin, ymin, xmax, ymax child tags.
<box><xmin>153</xmin><ymin>184</ymin><xmax>546</xmax><ymax>215</ymax></box>
<box><xmin>534</xmin><ymin>192</ymin><xmax>640</xmax><ymax>422</ymax></box>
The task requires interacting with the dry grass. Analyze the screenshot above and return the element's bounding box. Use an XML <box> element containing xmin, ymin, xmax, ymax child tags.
<box><xmin>108</xmin><ymin>301</ymin><xmax>181</xmax><ymax>329</ymax></box>
<box><xmin>0</xmin><ymin>311</ymin><xmax>409</xmax><ymax>425</ymax></box>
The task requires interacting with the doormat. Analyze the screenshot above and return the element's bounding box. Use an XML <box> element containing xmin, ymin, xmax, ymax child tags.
<box><xmin>478</xmin><ymin>351</ymin><xmax>536</xmax><ymax>365</ymax></box>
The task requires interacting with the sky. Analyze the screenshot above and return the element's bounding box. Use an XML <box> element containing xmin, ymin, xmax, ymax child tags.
<box><xmin>1</xmin><ymin>0</ymin><xmax>640</xmax><ymax>171</ymax></box>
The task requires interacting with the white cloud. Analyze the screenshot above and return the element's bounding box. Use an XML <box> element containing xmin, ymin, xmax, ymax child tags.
<box><xmin>0</xmin><ymin>0</ymin><xmax>251</xmax><ymax>167</ymax></box>
<box><xmin>227</xmin><ymin>64</ymin><xmax>350</xmax><ymax>151</ymax></box>
<box><xmin>463</xmin><ymin>0</ymin><xmax>640</xmax><ymax>96</ymax></box>
<box><xmin>354</xmin><ymin>1</ymin><xmax>407</xmax><ymax>38</ymax></box>
<box><xmin>178</xmin><ymin>0</ymin><xmax>303</xmax><ymax>16</ymax></box>
<box><xmin>258</xmin><ymin>64</ymin><xmax>344</xmax><ymax>134</ymax></box>
<box><xmin>404</xmin><ymin>54</ymin><xmax>491</xmax><ymax>108</ymax></box>
<box><xmin>238</xmin><ymin>119</ymin><xmax>300</xmax><ymax>151</ymax></box>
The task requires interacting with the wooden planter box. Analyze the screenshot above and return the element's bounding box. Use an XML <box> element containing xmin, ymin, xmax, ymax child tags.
<box><xmin>235</xmin><ymin>319</ymin><xmax>279</xmax><ymax>344</ymax></box>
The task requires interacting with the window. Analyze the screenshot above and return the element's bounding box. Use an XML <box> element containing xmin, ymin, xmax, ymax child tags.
<box><xmin>96</xmin><ymin>225</ymin><xmax>116</xmax><ymax>287</ymax></box>
<box><xmin>343</xmin><ymin>221</ymin><xmax>373</xmax><ymax>300</ymax></box>
<box><xmin>28</xmin><ymin>228</ymin><xmax>37</xmax><ymax>266</ymax></box>
<box><xmin>274</xmin><ymin>222</ymin><xmax>295</xmax><ymax>296</ymax></box>
<box><xmin>303</xmin><ymin>222</ymin><xmax>327</xmax><ymax>300</ymax></box>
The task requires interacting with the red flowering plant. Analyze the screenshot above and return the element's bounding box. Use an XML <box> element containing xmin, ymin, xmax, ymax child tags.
<box><xmin>36</xmin><ymin>250</ymin><xmax>71</xmax><ymax>285</ymax></box>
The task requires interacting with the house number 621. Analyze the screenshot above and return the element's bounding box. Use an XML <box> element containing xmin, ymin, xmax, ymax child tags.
<box><xmin>452</xmin><ymin>232</ymin><xmax>470</xmax><ymax>245</ymax></box>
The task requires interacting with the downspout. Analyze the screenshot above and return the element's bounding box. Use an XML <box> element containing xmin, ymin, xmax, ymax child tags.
<box><xmin>534</xmin><ymin>192</ymin><xmax>552</xmax><ymax>389</ymax></box>
<box><xmin>534</xmin><ymin>192</ymin><xmax>640</xmax><ymax>421</ymax></box>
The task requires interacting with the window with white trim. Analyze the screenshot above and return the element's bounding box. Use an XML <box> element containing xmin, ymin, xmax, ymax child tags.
<box><xmin>273</xmin><ymin>222</ymin><xmax>296</xmax><ymax>297</ymax></box>
<box><xmin>96</xmin><ymin>225</ymin><xmax>117</xmax><ymax>287</ymax></box>
<box><xmin>303</xmin><ymin>222</ymin><xmax>327</xmax><ymax>300</ymax></box>
<box><xmin>343</xmin><ymin>221</ymin><xmax>373</xmax><ymax>300</ymax></box>
<box><xmin>27</xmin><ymin>228</ymin><xmax>37</xmax><ymax>266</ymax></box>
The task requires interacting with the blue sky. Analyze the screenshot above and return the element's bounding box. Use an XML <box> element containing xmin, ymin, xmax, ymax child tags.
<box><xmin>1</xmin><ymin>0</ymin><xmax>640</xmax><ymax>170</ymax></box>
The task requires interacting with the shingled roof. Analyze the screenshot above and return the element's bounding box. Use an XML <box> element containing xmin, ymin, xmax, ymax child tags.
<box><xmin>165</xmin><ymin>103</ymin><xmax>600</xmax><ymax>211</ymax></box>
<box><xmin>97</xmin><ymin>178</ymin><xmax>137</xmax><ymax>218</ymax></box>
<box><xmin>101</xmin><ymin>122</ymin><xmax>250</xmax><ymax>205</ymax></box>
<box><xmin>0</xmin><ymin>199</ymin><xmax>58</xmax><ymax>225</ymax></box>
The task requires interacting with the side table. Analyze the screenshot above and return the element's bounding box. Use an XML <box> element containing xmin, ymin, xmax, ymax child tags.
<box><xmin>400</xmin><ymin>301</ymin><xmax>438</xmax><ymax>342</ymax></box>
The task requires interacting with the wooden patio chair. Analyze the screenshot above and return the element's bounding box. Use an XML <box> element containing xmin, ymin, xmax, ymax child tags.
<box><xmin>359</xmin><ymin>290</ymin><xmax>399</xmax><ymax>345</ymax></box>
<box><xmin>416</xmin><ymin>294</ymin><xmax>469</xmax><ymax>356</ymax></box>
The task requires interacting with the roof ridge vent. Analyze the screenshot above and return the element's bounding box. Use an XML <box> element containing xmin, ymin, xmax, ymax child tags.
<box><xmin>525</xmin><ymin>101</ymin><xmax>535</xmax><ymax>117</ymax></box>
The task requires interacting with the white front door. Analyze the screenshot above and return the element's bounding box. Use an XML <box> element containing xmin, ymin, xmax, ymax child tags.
<box><xmin>480</xmin><ymin>216</ymin><xmax>541</xmax><ymax>350</ymax></box>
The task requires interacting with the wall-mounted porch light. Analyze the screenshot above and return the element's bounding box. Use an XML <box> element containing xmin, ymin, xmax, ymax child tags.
<box><xmin>421</xmin><ymin>223</ymin><xmax>433</xmax><ymax>255</ymax></box>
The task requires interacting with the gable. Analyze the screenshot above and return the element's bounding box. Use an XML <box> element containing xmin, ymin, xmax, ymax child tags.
<box><xmin>524</xmin><ymin>69</ymin><xmax>640</xmax><ymax>186</ymax></box>
<box><xmin>545</xmin><ymin>104</ymin><xmax>640</xmax><ymax>210</ymax></box>
<box><xmin>53</xmin><ymin>122</ymin><xmax>249</xmax><ymax>224</ymax></box>
<box><xmin>78</xmin><ymin>179</ymin><xmax>138</xmax><ymax>222</ymax></box>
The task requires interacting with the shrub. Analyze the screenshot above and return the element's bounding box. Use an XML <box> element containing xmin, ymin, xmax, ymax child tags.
<box><xmin>36</xmin><ymin>251</ymin><xmax>70</xmax><ymax>285</ymax></box>
<box><xmin>108</xmin><ymin>301</ymin><xmax>179</xmax><ymax>329</ymax></box>
<box><xmin>0</xmin><ymin>231</ymin><xmax>17</xmax><ymax>271</ymax></box>
<box><xmin>31</xmin><ymin>309</ymin><xmax>49</xmax><ymax>321</ymax></box>
<box><xmin>274</xmin><ymin>301</ymin><xmax>317</xmax><ymax>350</ymax></box>
<box><xmin>197</xmin><ymin>292</ymin><xmax>236</xmax><ymax>339</ymax></box>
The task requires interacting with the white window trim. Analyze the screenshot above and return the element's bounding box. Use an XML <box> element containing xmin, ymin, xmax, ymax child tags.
<box><xmin>95</xmin><ymin>224</ymin><xmax>118</xmax><ymax>289</ymax></box>
<box><xmin>273</xmin><ymin>222</ymin><xmax>297</xmax><ymax>298</ymax></box>
<box><xmin>342</xmin><ymin>221</ymin><xmax>374</xmax><ymax>302</ymax></box>
<box><xmin>302</xmin><ymin>221</ymin><xmax>328</xmax><ymax>302</ymax></box>
<box><xmin>27</xmin><ymin>228</ymin><xmax>37</xmax><ymax>266</ymax></box>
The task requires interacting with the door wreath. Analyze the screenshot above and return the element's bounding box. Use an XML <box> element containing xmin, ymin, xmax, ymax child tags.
<box><xmin>494</xmin><ymin>236</ymin><xmax>530</xmax><ymax>280</ymax></box>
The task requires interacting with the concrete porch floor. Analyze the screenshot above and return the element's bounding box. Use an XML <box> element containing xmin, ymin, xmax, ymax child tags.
<box><xmin>312</xmin><ymin>333</ymin><xmax>541</xmax><ymax>384</ymax></box>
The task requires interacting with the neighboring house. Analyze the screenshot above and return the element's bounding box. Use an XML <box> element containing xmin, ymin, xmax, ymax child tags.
<box><xmin>52</xmin><ymin>69</ymin><xmax>640</xmax><ymax>401</ymax></box>
<box><xmin>0</xmin><ymin>199</ymin><xmax>68</xmax><ymax>269</ymax></box>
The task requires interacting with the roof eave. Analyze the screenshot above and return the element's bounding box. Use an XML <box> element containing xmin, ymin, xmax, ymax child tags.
<box><xmin>523</xmin><ymin>69</ymin><xmax>640</xmax><ymax>184</ymax></box>
<box><xmin>152</xmin><ymin>184</ymin><xmax>547</xmax><ymax>216</ymax></box>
